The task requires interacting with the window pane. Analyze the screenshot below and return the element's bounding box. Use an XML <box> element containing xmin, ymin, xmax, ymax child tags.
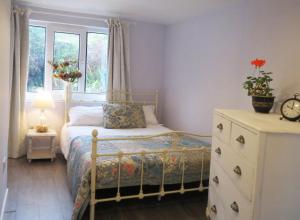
<box><xmin>53</xmin><ymin>32</ymin><xmax>80</xmax><ymax>91</ymax></box>
<box><xmin>27</xmin><ymin>26</ymin><xmax>46</xmax><ymax>92</ymax></box>
<box><xmin>85</xmin><ymin>33</ymin><xmax>108</xmax><ymax>93</ymax></box>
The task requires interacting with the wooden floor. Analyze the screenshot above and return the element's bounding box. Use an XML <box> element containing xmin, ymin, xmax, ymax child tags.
<box><xmin>4</xmin><ymin>155</ymin><xmax>209</xmax><ymax>220</ymax></box>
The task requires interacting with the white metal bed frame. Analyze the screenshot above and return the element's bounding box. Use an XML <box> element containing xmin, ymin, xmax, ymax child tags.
<box><xmin>90</xmin><ymin>130</ymin><xmax>211</xmax><ymax>220</ymax></box>
<box><xmin>64</xmin><ymin>89</ymin><xmax>211</xmax><ymax>220</ymax></box>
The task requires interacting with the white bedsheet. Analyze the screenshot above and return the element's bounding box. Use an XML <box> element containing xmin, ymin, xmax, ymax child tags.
<box><xmin>60</xmin><ymin>124</ymin><xmax>173</xmax><ymax>159</ymax></box>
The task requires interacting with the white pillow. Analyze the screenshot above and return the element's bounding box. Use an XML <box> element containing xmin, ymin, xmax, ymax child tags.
<box><xmin>143</xmin><ymin>105</ymin><xmax>158</xmax><ymax>125</ymax></box>
<box><xmin>68</xmin><ymin>106</ymin><xmax>103</xmax><ymax>126</ymax></box>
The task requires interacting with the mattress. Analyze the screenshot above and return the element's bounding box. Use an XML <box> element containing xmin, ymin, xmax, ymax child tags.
<box><xmin>60</xmin><ymin>124</ymin><xmax>173</xmax><ymax>159</ymax></box>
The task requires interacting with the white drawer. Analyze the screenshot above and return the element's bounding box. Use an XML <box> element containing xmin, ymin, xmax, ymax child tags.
<box><xmin>213</xmin><ymin>113</ymin><xmax>231</xmax><ymax>144</ymax></box>
<box><xmin>211</xmin><ymin>137</ymin><xmax>225</xmax><ymax>164</ymax></box>
<box><xmin>211</xmin><ymin>138</ymin><xmax>255</xmax><ymax>201</ymax></box>
<box><xmin>210</xmin><ymin>161</ymin><xmax>252</xmax><ymax>220</ymax></box>
<box><xmin>231</xmin><ymin>123</ymin><xmax>259</xmax><ymax>164</ymax></box>
<box><xmin>208</xmin><ymin>187</ymin><xmax>225</xmax><ymax>220</ymax></box>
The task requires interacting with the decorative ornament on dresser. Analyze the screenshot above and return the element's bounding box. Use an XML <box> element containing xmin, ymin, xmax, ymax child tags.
<box><xmin>280</xmin><ymin>93</ymin><xmax>300</xmax><ymax>122</ymax></box>
<box><xmin>243</xmin><ymin>59</ymin><xmax>275</xmax><ymax>113</ymax></box>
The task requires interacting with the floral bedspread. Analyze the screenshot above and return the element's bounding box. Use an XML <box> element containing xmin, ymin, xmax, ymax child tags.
<box><xmin>67</xmin><ymin>135</ymin><xmax>211</xmax><ymax>220</ymax></box>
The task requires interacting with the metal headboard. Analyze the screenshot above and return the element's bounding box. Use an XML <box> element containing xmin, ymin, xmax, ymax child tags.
<box><xmin>64</xmin><ymin>90</ymin><xmax>159</xmax><ymax>123</ymax></box>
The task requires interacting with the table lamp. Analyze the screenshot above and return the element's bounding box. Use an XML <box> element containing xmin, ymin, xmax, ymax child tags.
<box><xmin>32</xmin><ymin>90</ymin><xmax>55</xmax><ymax>132</ymax></box>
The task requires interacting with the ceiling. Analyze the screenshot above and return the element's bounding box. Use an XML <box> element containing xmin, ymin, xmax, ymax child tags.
<box><xmin>16</xmin><ymin>0</ymin><xmax>239</xmax><ymax>25</ymax></box>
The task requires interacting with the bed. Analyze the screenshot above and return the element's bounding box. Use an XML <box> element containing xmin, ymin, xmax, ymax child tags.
<box><xmin>62</xmin><ymin>90</ymin><xmax>211</xmax><ymax>220</ymax></box>
<box><xmin>61</xmin><ymin>124</ymin><xmax>174</xmax><ymax>159</ymax></box>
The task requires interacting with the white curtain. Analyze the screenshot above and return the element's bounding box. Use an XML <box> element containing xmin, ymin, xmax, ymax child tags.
<box><xmin>106</xmin><ymin>18</ymin><xmax>131</xmax><ymax>101</ymax></box>
<box><xmin>8</xmin><ymin>8</ymin><xmax>30</xmax><ymax>158</ymax></box>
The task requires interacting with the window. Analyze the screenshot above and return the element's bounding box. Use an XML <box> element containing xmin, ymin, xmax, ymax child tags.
<box><xmin>53</xmin><ymin>32</ymin><xmax>80</xmax><ymax>91</ymax></box>
<box><xmin>27</xmin><ymin>21</ymin><xmax>108</xmax><ymax>100</ymax></box>
<box><xmin>85</xmin><ymin>32</ymin><xmax>108</xmax><ymax>93</ymax></box>
<box><xmin>27</xmin><ymin>26</ymin><xmax>46</xmax><ymax>92</ymax></box>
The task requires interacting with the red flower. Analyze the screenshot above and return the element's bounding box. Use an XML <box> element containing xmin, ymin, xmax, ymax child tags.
<box><xmin>112</xmin><ymin>167</ymin><xmax>118</xmax><ymax>175</ymax></box>
<box><xmin>123</xmin><ymin>163</ymin><xmax>135</xmax><ymax>176</ymax></box>
<box><xmin>251</xmin><ymin>59</ymin><xmax>266</xmax><ymax>69</ymax></box>
<box><xmin>75</xmin><ymin>201</ymin><xmax>81</xmax><ymax>209</ymax></box>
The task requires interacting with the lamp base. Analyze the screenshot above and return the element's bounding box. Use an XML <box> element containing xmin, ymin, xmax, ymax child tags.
<box><xmin>35</xmin><ymin>125</ymin><xmax>48</xmax><ymax>133</ymax></box>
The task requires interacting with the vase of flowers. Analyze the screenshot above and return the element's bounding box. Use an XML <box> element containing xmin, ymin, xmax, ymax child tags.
<box><xmin>243</xmin><ymin>59</ymin><xmax>275</xmax><ymax>113</ymax></box>
<box><xmin>49</xmin><ymin>60</ymin><xmax>82</xmax><ymax>83</ymax></box>
<box><xmin>49</xmin><ymin>60</ymin><xmax>82</xmax><ymax>114</ymax></box>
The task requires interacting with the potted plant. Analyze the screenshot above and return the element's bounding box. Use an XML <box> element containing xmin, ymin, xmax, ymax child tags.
<box><xmin>243</xmin><ymin>59</ymin><xmax>275</xmax><ymax>113</ymax></box>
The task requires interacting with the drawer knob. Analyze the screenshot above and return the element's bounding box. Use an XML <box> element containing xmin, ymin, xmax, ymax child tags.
<box><xmin>212</xmin><ymin>176</ymin><xmax>219</xmax><ymax>184</ymax></box>
<box><xmin>211</xmin><ymin>205</ymin><xmax>217</xmax><ymax>214</ymax></box>
<box><xmin>236</xmin><ymin>135</ymin><xmax>245</xmax><ymax>144</ymax></box>
<box><xmin>215</xmin><ymin>147</ymin><xmax>222</xmax><ymax>155</ymax></box>
<box><xmin>233</xmin><ymin>165</ymin><xmax>242</xmax><ymax>176</ymax></box>
<box><xmin>230</xmin><ymin>201</ymin><xmax>239</xmax><ymax>213</ymax></box>
<box><xmin>217</xmin><ymin>123</ymin><xmax>223</xmax><ymax>131</ymax></box>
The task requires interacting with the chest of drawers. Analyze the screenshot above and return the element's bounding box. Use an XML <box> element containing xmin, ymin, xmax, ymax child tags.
<box><xmin>207</xmin><ymin>109</ymin><xmax>300</xmax><ymax>220</ymax></box>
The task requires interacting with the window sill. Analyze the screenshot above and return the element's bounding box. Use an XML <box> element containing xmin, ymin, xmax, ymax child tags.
<box><xmin>26</xmin><ymin>91</ymin><xmax>65</xmax><ymax>102</ymax></box>
<box><xmin>26</xmin><ymin>92</ymin><xmax>106</xmax><ymax>103</ymax></box>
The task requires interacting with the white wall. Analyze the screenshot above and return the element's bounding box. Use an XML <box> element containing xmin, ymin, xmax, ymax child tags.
<box><xmin>130</xmin><ymin>22</ymin><xmax>166</xmax><ymax>117</ymax></box>
<box><xmin>25</xmin><ymin>19</ymin><xmax>166</xmax><ymax>148</ymax></box>
<box><xmin>0</xmin><ymin>0</ymin><xmax>11</xmax><ymax>214</ymax></box>
<box><xmin>162</xmin><ymin>0</ymin><xmax>300</xmax><ymax>134</ymax></box>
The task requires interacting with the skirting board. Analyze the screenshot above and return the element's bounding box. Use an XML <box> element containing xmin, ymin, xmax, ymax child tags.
<box><xmin>0</xmin><ymin>188</ymin><xmax>8</xmax><ymax>220</ymax></box>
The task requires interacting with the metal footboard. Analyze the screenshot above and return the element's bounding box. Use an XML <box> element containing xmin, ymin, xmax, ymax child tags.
<box><xmin>89</xmin><ymin>129</ymin><xmax>211</xmax><ymax>220</ymax></box>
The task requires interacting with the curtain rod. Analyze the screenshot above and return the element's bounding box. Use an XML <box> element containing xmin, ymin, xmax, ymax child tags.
<box><xmin>20</xmin><ymin>7</ymin><xmax>136</xmax><ymax>25</ymax></box>
<box><xmin>31</xmin><ymin>9</ymin><xmax>108</xmax><ymax>22</ymax></box>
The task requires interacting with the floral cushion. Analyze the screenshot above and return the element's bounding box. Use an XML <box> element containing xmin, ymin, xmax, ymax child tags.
<box><xmin>103</xmin><ymin>103</ymin><xmax>146</xmax><ymax>129</ymax></box>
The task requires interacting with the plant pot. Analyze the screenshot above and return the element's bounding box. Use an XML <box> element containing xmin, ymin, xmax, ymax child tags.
<box><xmin>252</xmin><ymin>96</ymin><xmax>275</xmax><ymax>113</ymax></box>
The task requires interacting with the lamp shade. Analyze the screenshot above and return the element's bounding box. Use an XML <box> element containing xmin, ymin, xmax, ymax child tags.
<box><xmin>32</xmin><ymin>90</ymin><xmax>55</xmax><ymax>109</ymax></box>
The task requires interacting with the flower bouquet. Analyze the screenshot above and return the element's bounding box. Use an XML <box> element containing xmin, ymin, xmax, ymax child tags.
<box><xmin>48</xmin><ymin>60</ymin><xmax>82</xmax><ymax>83</ymax></box>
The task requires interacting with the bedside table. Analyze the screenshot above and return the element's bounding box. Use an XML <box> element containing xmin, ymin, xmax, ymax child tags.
<box><xmin>26</xmin><ymin>129</ymin><xmax>57</xmax><ymax>162</ymax></box>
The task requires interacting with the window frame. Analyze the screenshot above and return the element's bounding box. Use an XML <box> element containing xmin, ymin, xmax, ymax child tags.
<box><xmin>85</xmin><ymin>31</ymin><xmax>109</xmax><ymax>94</ymax></box>
<box><xmin>27</xmin><ymin>20</ymin><xmax>108</xmax><ymax>101</ymax></box>
<box><xmin>27</xmin><ymin>25</ymin><xmax>47</xmax><ymax>93</ymax></box>
<box><xmin>52</xmin><ymin>31</ymin><xmax>81</xmax><ymax>92</ymax></box>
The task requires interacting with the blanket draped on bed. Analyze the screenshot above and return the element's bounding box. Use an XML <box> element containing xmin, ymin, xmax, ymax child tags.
<box><xmin>67</xmin><ymin>135</ymin><xmax>210</xmax><ymax>220</ymax></box>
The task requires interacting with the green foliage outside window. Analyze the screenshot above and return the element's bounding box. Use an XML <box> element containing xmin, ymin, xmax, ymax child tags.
<box><xmin>27</xmin><ymin>26</ymin><xmax>46</xmax><ymax>92</ymax></box>
<box><xmin>27</xmin><ymin>25</ymin><xmax>108</xmax><ymax>94</ymax></box>
<box><xmin>86</xmin><ymin>33</ymin><xmax>108</xmax><ymax>93</ymax></box>
<box><xmin>53</xmin><ymin>32</ymin><xmax>80</xmax><ymax>91</ymax></box>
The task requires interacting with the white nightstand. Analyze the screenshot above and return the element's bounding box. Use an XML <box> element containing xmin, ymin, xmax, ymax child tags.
<box><xmin>26</xmin><ymin>129</ymin><xmax>57</xmax><ymax>162</ymax></box>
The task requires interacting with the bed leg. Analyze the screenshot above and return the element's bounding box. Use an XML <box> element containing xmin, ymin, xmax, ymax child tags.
<box><xmin>157</xmin><ymin>194</ymin><xmax>162</xmax><ymax>201</ymax></box>
<box><xmin>206</xmin><ymin>207</ymin><xmax>210</xmax><ymax>218</ymax></box>
<box><xmin>90</xmin><ymin>201</ymin><xmax>95</xmax><ymax>220</ymax></box>
<box><xmin>157</xmin><ymin>185</ymin><xmax>163</xmax><ymax>201</ymax></box>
